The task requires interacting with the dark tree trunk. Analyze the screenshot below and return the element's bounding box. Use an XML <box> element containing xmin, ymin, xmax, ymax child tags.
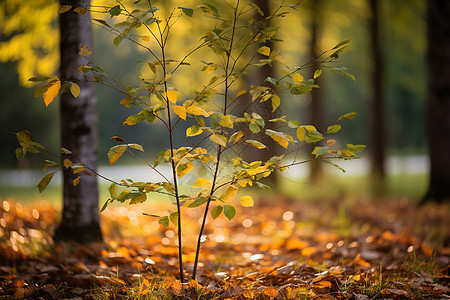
<box><xmin>242</xmin><ymin>0</ymin><xmax>282</xmax><ymax>184</ymax></box>
<box><xmin>54</xmin><ymin>0</ymin><xmax>102</xmax><ymax>242</ymax></box>
<box><xmin>369</xmin><ymin>0</ymin><xmax>386</xmax><ymax>193</ymax></box>
<box><xmin>308</xmin><ymin>0</ymin><xmax>324</xmax><ymax>181</ymax></box>
<box><xmin>422</xmin><ymin>0</ymin><xmax>450</xmax><ymax>203</ymax></box>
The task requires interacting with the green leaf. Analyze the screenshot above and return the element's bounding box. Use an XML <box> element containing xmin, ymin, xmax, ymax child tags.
<box><xmin>28</xmin><ymin>76</ymin><xmax>50</xmax><ymax>82</ymax></box>
<box><xmin>249</xmin><ymin>3</ymin><xmax>264</xmax><ymax>16</ymax></box>
<box><xmin>312</xmin><ymin>146</ymin><xmax>329</xmax><ymax>158</ymax></box>
<box><xmin>179</xmin><ymin>7</ymin><xmax>193</xmax><ymax>17</ymax></box>
<box><xmin>337</xmin><ymin>112</ymin><xmax>357</xmax><ymax>121</ymax></box>
<box><xmin>346</xmin><ymin>144</ymin><xmax>366</xmax><ymax>152</ymax></box>
<box><xmin>37</xmin><ymin>172</ymin><xmax>57</xmax><ymax>193</ymax></box>
<box><xmin>113</xmin><ymin>35</ymin><xmax>124</xmax><ymax>47</ymax></box>
<box><xmin>211</xmin><ymin>205</ymin><xmax>223</xmax><ymax>219</ymax></box>
<box><xmin>158</xmin><ymin>216</ymin><xmax>169</xmax><ymax>227</ymax></box>
<box><xmin>327</xmin><ymin>124</ymin><xmax>341</xmax><ymax>133</ymax></box>
<box><xmin>108</xmin><ymin>5</ymin><xmax>122</xmax><ymax>17</ymax></box>
<box><xmin>130</xmin><ymin>193</ymin><xmax>147</xmax><ymax>204</ymax></box>
<box><xmin>331</xmin><ymin>67</ymin><xmax>355</xmax><ymax>81</ymax></box>
<box><xmin>70</xmin><ymin>82</ymin><xmax>80</xmax><ymax>98</ymax></box>
<box><xmin>108</xmin><ymin>183</ymin><xmax>118</xmax><ymax>198</ymax></box>
<box><xmin>169</xmin><ymin>212</ymin><xmax>178</xmax><ymax>226</ymax></box>
<box><xmin>332</xmin><ymin>39</ymin><xmax>351</xmax><ymax>50</ymax></box>
<box><xmin>313</xmin><ymin>69</ymin><xmax>322</xmax><ymax>79</ymax></box>
<box><xmin>123</xmin><ymin>112</ymin><xmax>146</xmax><ymax>126</ymax></box>
<box><xmin>223</xmin><ymin>204</ymin><xmax>236</xmax><ymax>221</ymax></box>
<box><xmin>108</xmin><ymin>145</ymin><xmax>128</xmax><ymax>165</ymax></box>
<box><xmin>288</xmin><ymin>120</ymin><xmax>301</xmax><ymax>128</ymax></box>
<box><xmin>188</xmin><ymin>197</ymin><xmax>208</xmax><ymax>208</ymax></box>
<box><xmin>100</xmin><ymin>199</ymin><xmax>110</xmax><ymax>213</ymax></box>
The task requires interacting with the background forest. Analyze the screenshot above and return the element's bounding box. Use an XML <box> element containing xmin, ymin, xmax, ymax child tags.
<box><xmin>0</xmin><ymin>0</ymin><xmax>426</xmax><ymax>174</ymax></box>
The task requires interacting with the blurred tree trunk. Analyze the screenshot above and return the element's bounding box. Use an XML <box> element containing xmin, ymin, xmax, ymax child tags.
<box><xmin>242</xmin><ymin>0</ymin><xmax>282</xmax><ymax>184</ymax></box>
<box><xmin>422</xmin><ymin>0</ymin><xmax>450</xmax><ymax>203</ymax></box>
<box><xmin>369</xmin><ymin>0</ymin><xmax>386</xmax><ymax>194</ymax></box>
<box><xmin>308</xmin><ymin>0</ymin><xmax>324</xmax><ymax>181</ymax></box>
<box><xmin>54</xmin><ymin>0</ymin><xmax>103</xmax><ymax>242</ymax></box>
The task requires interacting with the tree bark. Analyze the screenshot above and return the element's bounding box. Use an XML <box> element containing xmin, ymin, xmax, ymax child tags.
<box><xmin>422</xmin><ymin>0</ymin><xmax>450</xmax><ymax>203</ymax></box>
<box><xmin>54</xmin><ymin>0</ymin><xmax>102</xmax><ymax>242</ymax></box>
<box><xmin>242</xmin><ymin>0</ymin><xmax>282</xmax><ymax>184</ymax></box>
<box><xmin>369</xmin><ymin>0</ymin><xmax>386</xmax><ymax>193</ymax></box>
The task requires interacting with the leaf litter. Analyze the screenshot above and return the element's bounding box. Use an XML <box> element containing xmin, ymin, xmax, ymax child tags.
<box><xmin>0</xmin><ymin>196</ymin><xmax>449</xmax><ymax>299</ymax></box>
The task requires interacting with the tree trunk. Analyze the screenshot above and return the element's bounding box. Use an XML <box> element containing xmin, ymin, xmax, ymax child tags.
<box><xmin>308</xmin><ymin>0</ymin><xmax>324</xmax><ymax>181</ymax></box>
<box><xmin>54</xmin><ymin>0</ymin><xmax>102</xmax><ymax>242</ymax></box>
<box><xmin>369</xmin><ymin>0</ymin><xmax>386</xmax><ymax>194</ymax></box>
<box><xmin>422</xmin><ymin>0</ymin><xmax>450</xmax><ymax>203</ymax></box>
<box><xmin>242</xmin><ymin>0</ymin><xmax>282</xmax><ymax>184</ymax></box>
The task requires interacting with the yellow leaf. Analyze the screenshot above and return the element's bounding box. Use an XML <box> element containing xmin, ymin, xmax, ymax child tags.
<box><xmin>341</xmin><ymin>149</ymin><xmax>355</xmax><ymax>157</ymax></box>
<box><xmin>43</xmin><ymin>80</ymin><xmax>61</xmax><ymax>107</ymax></box>
<box><xmin>177</xmin><ymin>162</ymin><xmax>194</xmax><ymax>179</ymax></box>
<box><xmin>296</xmin><ymin>125</ymin><xmax>317</xmax><ymax>142</ymax></box>
<box><xmin>245</xmin><ymin>140</ymin><xmax>267</xmax><ymax>149</ymax></box>
<box><xmin>237</xmin><ymin>179</ymin><xmax>252</xmax><ymax>187</ymax></box>
<box><xmin>229</xmin><ymin>131</ymin><xmax>243</xmax><ymax>143</ymax></box>
<box><xmin>257</xmin><ymin>46</ymin><xmax>270</xmax><ymax>56</ymax></box>
<box><xmin>186</xmin><ymin>125</ymin><xmax>203</xmax><ymax>137</ymax></box>
<box><xmin>236</xmin><ymin>89</ymin><xmax>247</xmax><ymax>98</ymax></box>
<box><xmin>193</xmin><ymin>178</ymin><xmax>210</xmax><ymax>188</ymax></box>
<box><xmin>293</xmin><ymin>73</ymin><xmax>303</xmax><ymax>85</ymax></box>
<box><xmin>240</xmin><ymin>196</ymin><xmax>254</xmax><ymax>207</ymax></box>
<box><xmin>220</xmin><ymin>185</ymin><xmax>238</xmax><ymax>202</ymax></box>
<box><xmin>210</xmin><ymin>134</ymin><xmax>227</xmax><ymax>147</ymax></box>
<box><xmin>140</xmin><ymin>36</ymin><xmax>151</xmax><ymax>42</ymax></box>
<box><xmin>108</xmin><ymin>145</ymin><xmax>128</xmax><ymax>165</ymax></box>
<box><xmin>70</xmin><ymin>82</ymin><xmax>80</xmax><ymax>98</ymax></box>
<box><xmin>58</xmin><ymin>5</ymin><xmax>72</xmax><ymax>13</ymax></box>
<box><xmin>219</xmin><ymin>115</ymin><xmax>234</xmax><ymax>129</ymax></box>
<box><xmin>271</xmin><ymin>134</ymin><xmax>289</xmax><ymax>148</ymax></box>
<box><xmin>271</xmin><ymin>95</ymin><xmax>280</xmax><ymax>112</ymax></box>
<box><xmin>79</xmin><ymin>45</ymin><xmax>92</xmax><ymax>57</ymax></box>
<box><xmin>63</xmin><ymin>158</ymin><xmax>73</xmax><ymax>168</ymax></box>
<box><xmin>187</xmin><ymin>106</ymin><xmax>209</xmax><ymax>117</ymax></box>
<box><xmin>167</xmin><ymin>89</ymin><xmax>177</xmax><ymax>104</ymax></box>
<box><xmin>173</xmin><ymin>105</ymin><xmax>186</xmax><ymax>120</ymax></box>
<box><xmin>141</xmin><ymin>278</ymin><xmax>150</xmax><ymax>295</ymax></box>
<box><xmin>202</xmin><ymin>63</ymin><xmax>217</xmax><ymax>73</ymax></box>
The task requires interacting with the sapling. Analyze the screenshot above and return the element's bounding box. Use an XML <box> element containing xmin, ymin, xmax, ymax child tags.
<box><xmin>16</xmin><ymin>0</ymin><xmax>364</xmax><ymax>283</ymax></box>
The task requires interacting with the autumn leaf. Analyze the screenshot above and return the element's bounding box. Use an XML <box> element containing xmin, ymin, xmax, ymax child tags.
<box><xmin>173</xmin><ymin>105</ymin><xmax>186</xmax><ymax>120</ymax></box>
<box><xmin>176</xmin><ymin>162</ymin><xmax>194</xmax><ymax>179</ymax></box>
<box><xmin>257</xmin><ymin>46</ymin><xmax>270</xmax><ymax>56</ymax></box>
<box><xmin>108</xmin><ymin>145</ymin><xmax>128</xmax><ymax>165</ymax></box>
<box><xmin>167</xmin><ymin>89</ymin><xmax>177</xmax><ymax>104</ymax></box>
<box><xmin>240</xmin><ymin>196</ymin><xmax>254</xmax><ymax>207</ymax></box>
<box><xmin>79</xmin><ymin>44</ymin><xmax>92</xmax><ymax>57</ymax></box>
<box><xmin>220</xmin><ymin>185</ymin><xmax>238</xmax><ymax>202</ymax></box>
<box><xmin>141</xmin><ymin>279</ymin><xmax>150</xmax><ymax>295</ymax></box>
<box><xmin>292</xmin><ymin>73</ymin><xmax>303</xmax><ymax>85</ymax></box>
<box><xmin>58</xmin><ymin>5</ymin><xmax>72</xmax><ymax>13</ymax></box>
<box><xmin>70</xmin><ymin>82</ymin><xmax>80</xmax><ymax>98</ymax></box>
<box><xmin>43</xmin><ymin>80</ymin><xmax>61</xmax><ymax>107</ymax></box>
<box><xmin>37</xmin><ymin>172</ymin><xmax>57</xmax><ymax>193</ymax></box>
<box><xmin>271</xmin><ymin>95</ymin><xmax>280</xmax><ymax>112</ymax></box>
<box><xmin>210</xmin><ymin>134</ymin><xmax>227</xmax><ymax>147</ymax></box>
<box><xmin>186</xmin><ymin>125</ymin><xmax>203</xmax><ymax>137</ymax></box>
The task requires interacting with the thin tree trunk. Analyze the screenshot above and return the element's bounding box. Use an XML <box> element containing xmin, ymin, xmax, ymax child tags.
<box><xmin>422</xmin><ymin>0</ymin><xmax>450</xmax><ymax>203</ymax></box>
<box><xmin>54</xmin><ymin>0</ymin><xmax>102</xmax><ymax>242</ymax></box>
<box><xmin>369</xmin><ymin>0</ymin><xmax>386</xmax><ymax>193</ymax></box>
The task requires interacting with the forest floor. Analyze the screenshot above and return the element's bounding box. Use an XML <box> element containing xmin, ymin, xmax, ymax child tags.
<box><xmin>0</xmin><ymin>194</ymin><xmax>449</xmax><ymax>299</ymax></box>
